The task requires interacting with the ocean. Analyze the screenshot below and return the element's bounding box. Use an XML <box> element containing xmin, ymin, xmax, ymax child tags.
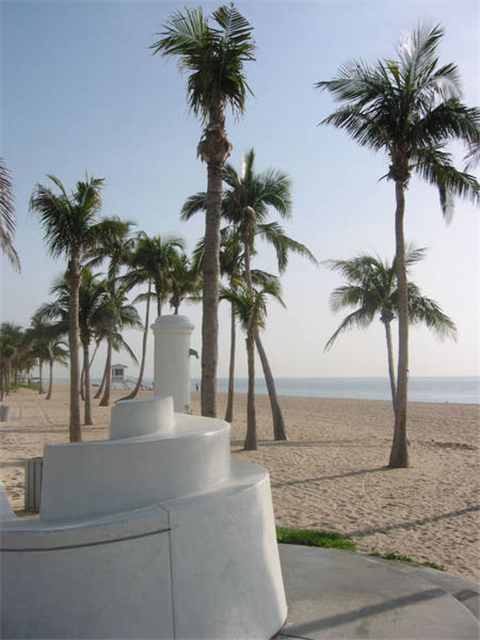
<box><xmin>195</xmin><ymin>376</ymin><xmax>480</xmax><ymax>405</ymax></box>
<box><xmin>54</xmin><ymin>376</ymin><xmax>479</xmax><ymax>405</ymax></box>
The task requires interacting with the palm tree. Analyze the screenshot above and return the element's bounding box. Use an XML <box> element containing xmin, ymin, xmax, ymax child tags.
<box><xmin>169</xmin><ymin>252</ymin><xmax>202</xmax><ymax>315</ymax></box>
<box><xmin>317</xmin><ymin>24</ymin><xmax>480</xmax><ymax>467</ymax></box>
<box><xmin>222</xmin><ymin>279</ymin><xmax>284</xmax><ymax>450</ymax></box>
<box><xmin>95</xmin><ymin>283</ymin><xmax>142</xmax><ymax>405</ymax></box>
<box><xmin>325</xmin><ymin>247</ymin><xmax>457</xmax><ymax>416</ymax></box>
<box><xmin>0</xmin><ymin>157</ymin><xmax>20</xmax><ymax>272</ymax></box>
<box><xmin>44</xmin><ymin>333</ymin><xmax>69</xmax><ymax>401</ymax></box>
<box><xmin>30</xmin><ymin>174</ymin><xmax>125</xmax><ymax>440</ymax></box>
<box><xmin>152</xmin><ymin>4</ymin><xmax>255</xmax><ymax>418</ymax></box>
<box><xmin>40</xmin><ymin>271</ymin><xmax>112</xmax><ymax>424</ymax></box>
<box><xmin>183</xmin><ymin>149</ymin><xmax>317</xmax><ymax>439</ymax></box>
<box><xmin>0</xmin><ymin>323</ymin><xmax>24</xmax><ymax>391</ymax></box>
<box><xmin>86</xmin><ymin>218</ymin><xmax>136</xmax><ymax>406</ymax></box>
<box><xmin>119</xmin><ymin>233</ymin><xmax>185</xmax><ymax>401</ymax></box>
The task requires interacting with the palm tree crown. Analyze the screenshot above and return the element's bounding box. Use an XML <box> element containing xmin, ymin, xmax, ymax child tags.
<box><xmin>317</xmin><ymin>23</ymin><xmax>479</xmax><ymax>468</ymax></box>
<box><xmin>0</xmin><ymin>157</ymin><xmax>20</xmax><ymax>271</ymax></box>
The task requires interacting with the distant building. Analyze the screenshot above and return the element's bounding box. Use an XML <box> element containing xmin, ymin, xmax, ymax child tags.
<box><xmin>111</xmin><ymin>364</ymin><xmax>128</xmax><ymax>384</ymax></box>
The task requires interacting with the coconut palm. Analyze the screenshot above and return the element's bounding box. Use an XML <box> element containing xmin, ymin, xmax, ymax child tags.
<box><xmin>40</xmin><ymin>272</ymin><xmax>108</xmax><ymax>423</ymax></box>
<box><xmin>119</xmin><ymin>233</ymin><xmax>185</xmax><ymax>401</ymax></box>
<box><xmin>182</xmin><ymin>149</ymin><xmax>317</xmax><ymax>439</ymax></box>
<box><xmin>30</xmin><ymin>174</ymin><xmax>126</xmax><ymax>440</ymax></box>
<box><xmin>86</xmin><ymin>218</ymin><xmax>136</xmax><ymax>406</ymax></box>
<box><xmin>95</xmin><ymin>284</ymin><xmax>142</xmax><ymax>405</ymax></box>
<box><xmin>317</xmin><ymin>24</ymin><xmax>480</xmax><ymax>467</ymax></box>
<box><xmin>325</xmin><ymin>247</ymin><xmax>457</xmax><ymax>416</ymax></box>
<box><xmin>44</xmin><ymin>335</ymin><xmax>69</xmax><ymax>401</ymax></box>
<box><xmin>152</xmin><ymin>4</ymin><xmax>255</xmax><ymax>418</ymax></box>
<box><xmin>169</xmin><ymin>252</ymin><xmax>202</xmax><ymax>315</ymax></box>
<box><xmin>0</xmin><ymin>322</ymin><xmax>25</xmax><ymax>395</ymax></box>
<box><xmin>222</xmin><ymin>278</ymin><xmax>284</xmax><ymax>450</ymax></box>
<box><xmin>0</xmin><ymin>157</ymin><xmax>20</xmax><ymax>272</ymax></box>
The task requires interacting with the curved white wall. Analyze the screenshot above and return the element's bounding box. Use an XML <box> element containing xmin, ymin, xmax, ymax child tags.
<box><xmin>40</xmin><ymin>411</ymin><xmax>230</xmax><ymax>521</ymax></box>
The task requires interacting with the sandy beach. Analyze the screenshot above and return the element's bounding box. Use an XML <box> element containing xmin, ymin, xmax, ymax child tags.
<box><xmin>0</xmin><ymin>384</ymin><xmax>478</xmax><ymax>582</ymax></box>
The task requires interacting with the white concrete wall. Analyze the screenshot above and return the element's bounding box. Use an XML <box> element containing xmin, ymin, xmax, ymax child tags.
<box><xmin>40</xmin><ymin>412</ymin><xmax>230</xmax><ymax>521</ymax></box>
<box><xmin>152</xmin><ymin>315</ymin><xmax>194</xmax><ymax>413</ymax></box>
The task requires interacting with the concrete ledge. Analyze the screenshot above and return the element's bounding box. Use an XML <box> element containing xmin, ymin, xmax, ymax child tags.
<box><xmin>40</xmin><ymin>413</ymin><xmax>231</xmax><ymax>521</ymax></box>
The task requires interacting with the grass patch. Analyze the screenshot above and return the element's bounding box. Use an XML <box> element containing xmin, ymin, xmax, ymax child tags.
<box><xmin>10</xmin><ymin>383</ymin><xmax>40</xmax><ymax>392</ymax></box>
<box><xmin>276</xmin><ymin>528</ymin><xmax>445</xmax><ymax>572</ymax></box>
<box><xmin>369</xmin><ymin>550</ymin><xmax>445</xmax><ymax>571</ymax></box>
<box><xmin>276</xmin><ymin>526</ymin><xmax>356</xmax><ymax>552</ymax></box>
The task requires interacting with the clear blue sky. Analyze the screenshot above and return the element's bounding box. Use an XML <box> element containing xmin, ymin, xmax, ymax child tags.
<box><xmin>1</xmin><ymin>0</ymin><xmax>478</xmax><ymax>380</ymax></box>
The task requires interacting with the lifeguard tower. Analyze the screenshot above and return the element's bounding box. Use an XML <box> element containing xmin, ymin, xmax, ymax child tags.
<box><xmin>111</xmin><ymin>364</ymin><xmax>128</xmax><ymax>388</ymax></box>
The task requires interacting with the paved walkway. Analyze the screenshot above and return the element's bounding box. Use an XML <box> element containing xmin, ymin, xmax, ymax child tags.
<box><xmin>278</xmin><ymin>545</ymin><xmax>479</xmax><ymax>639</ymax></box>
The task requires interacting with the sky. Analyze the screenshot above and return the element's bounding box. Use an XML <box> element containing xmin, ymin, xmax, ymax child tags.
<box><xmin>1</xmin><ymin>0</ymin><xmax>478</xmax><ymax>381</ymax></box>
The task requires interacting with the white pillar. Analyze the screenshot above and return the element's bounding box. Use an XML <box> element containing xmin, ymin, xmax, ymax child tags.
<box><xmin>152</xmin><ymin>315</ymin><xmax>195</xmax><ymax>413</ymax></box>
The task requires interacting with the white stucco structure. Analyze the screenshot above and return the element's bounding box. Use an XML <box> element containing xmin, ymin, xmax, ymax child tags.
<box><xmin>0</xmin><ymin>315</ymin><xmax>287</xmax><ymax>639</ymax></box>
<box><xmin>152</xmin><ymin>314</ymin><xmax>194</xmax><ymax>413</ymax></box>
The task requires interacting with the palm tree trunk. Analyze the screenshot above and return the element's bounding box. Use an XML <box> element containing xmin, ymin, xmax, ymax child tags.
<box><xmin>254</xmin><ymin>330</ymin><xmax>288</xmax><ymax>441</ymax></box>
<box><xmin>201</xmin><ymin>161</ymin><xmax>222</xmax><ymax>418</ymax></box>
<box><xmin>119</xmin><ymin>280</ymin><xmax>152</xmax><ymax>402</ymax></box>
<box><xmin>244</xmin><ymin>242</ymin><xmax>287</xmax><ymax>440</ymax></box>
<box><xmin>224</xmin><ymin>303</ymin><xmax>236</xmax><ymax>423</ymax></box>
<box><xmin>94</xmin><ymin>352</ymin><xmax>107</xmax><ymax>399</ymax></box>
<box><xmin>68</xmin><ymin>270</ymin><xmax>82</xmax><ymax>441</ymax></box>
<box><xmin>244</xmin><ymin>330</ymin><xmax>257</xmax><ymax>451</ymax></box>
<box><xmin>389</xmin><ymin>181</ymin><xmax>409</xmax><ymax>468</ymax></box>
<box><xmin>38</xmin><ymin>360</ymin><xmax>45</xmax><ymax>394</ymax></box>
<box><xmin>83</xmin><ymin>339</ymin><xmax>93</xmax><ymax>425</ymax></box>
<box><xmin>99</xmin><ymin>332</ymin><xmax>113</xmax><ymax>406</ymax></box>
<box><xmin>46</xmin><ymin>358</ymin><xmax>53</xmax><ymax>400</ymax></box>
<box><xmin>382</xmin><ymin>317</ymin><xmax>397</xmax><ymax>415</ymax></box>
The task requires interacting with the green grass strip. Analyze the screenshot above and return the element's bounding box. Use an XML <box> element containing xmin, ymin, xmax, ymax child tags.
<box><xmin>276</xmin><ymin>526</ymin><xmax>356</xmax><ymax>552</ymax></box>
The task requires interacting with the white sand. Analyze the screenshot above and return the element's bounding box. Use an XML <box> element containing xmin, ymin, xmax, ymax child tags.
<box><xmin>0</xmin><ymin>385</ymin><xmax>478</xmax><ymax>581</ymax></box>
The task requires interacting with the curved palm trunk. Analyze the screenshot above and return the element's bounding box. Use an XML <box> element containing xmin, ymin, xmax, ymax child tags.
<box><xmin>254</xmin><ymin>330</ymin><xmax>288</xmax><ymax>441</ymax></box>
<box><xmin>46</xmin><ymin>358</ymin><xmax>54</xmax><ymax>400</ymax></box>
<box><xmin>381</xmin><ymin>314</ymin><xmax>397</xmax><ymax>415</ymax></box>
<box><xmin>244</xmin><ymin>329</ymin><xmax>257</xmax><ymax>451</ymax></box>
<box><xmin>224</xmin><ymin>302</ymin><xmax>236</xmax><ymax>423</ymax></box>
<box><xmin>38</xmin><ymin>360</ymin><xmax>45</xmax><ymax>394</ymax></box>
<box><xmin>119</xmin><ymin>280</ymin><xmax>151</xmax><ymax>402</ymax></box>
<box><xmin>99</xmin><ymin>332</ymin><xmax>113</xmax><ymax>406</ymax></box>
<box><xmin>68</xmin><ymin>272</ymin><xmax>82</xmax><ymax>441</ymax></box>
<box><xmin>83</xmin><ymin>339</ymin><xmax>93</xmax><ymax>425</ymax></box>
<box><xmin>94</xmin><ymin>354</ymin><xmax>107</xmax><ymax>399</ymax></box>
<box><xmin>244</xmin><ymin>242</ymin><xmax>287</xmax><ymax>440</ymax></box>
<box><xmin>389</xmin><ymin>181</ymin><xmax>409</xmax><ymax>468</ymax></box>
<box><xmin>201</xmin><ymin>161</ymin><xmax>222</xmax><ymax>418</ymax></box>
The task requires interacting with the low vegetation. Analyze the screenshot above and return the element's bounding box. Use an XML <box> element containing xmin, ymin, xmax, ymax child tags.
<box><xmin>277</xmin><ymin>526</ymin><xmax>445</xmax><ymax>571</ymax></box>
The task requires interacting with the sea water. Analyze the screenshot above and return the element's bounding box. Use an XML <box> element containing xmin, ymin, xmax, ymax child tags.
<box><xmin>201</xmin><ymin>376</ymin><xmax>480</xmax><ymax>405</ymax></box>
<box><xmin>54</xmin><ymin>376</ymin><xmax>479</xmax><ymax>404</ymax></box>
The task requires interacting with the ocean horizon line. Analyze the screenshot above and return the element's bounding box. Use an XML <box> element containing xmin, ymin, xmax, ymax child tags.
<box><xmin>51</xmin><ymin>375</ymin><xmax>479</xmax><ymax>405</ymax></box>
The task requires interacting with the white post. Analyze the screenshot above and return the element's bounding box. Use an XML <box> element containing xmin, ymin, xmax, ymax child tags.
<box><xmin>152</xmin><ymin>315</ymin><xmax>195</xmax><ymax>413</ymax></box>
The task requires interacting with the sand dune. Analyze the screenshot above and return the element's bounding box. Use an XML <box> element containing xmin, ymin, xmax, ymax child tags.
<box><xmin>0</xmin><ymin>385</ymin><xmax>478</xmax><ymax>581</ymax></box>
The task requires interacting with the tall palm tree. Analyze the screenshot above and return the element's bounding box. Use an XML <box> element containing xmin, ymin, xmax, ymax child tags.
<box><xmin>222</xmin><ymin>279</ymin><xmax>284</xmax><ymax>451</ymax></box>
<box><xmin>317</xmin><ymin>24</ymin><xmax>480</xmax><ymax>467</ymax></box>
<box><xmin>324</xmin><ymin>247</ymin><xmax>457</xmax><ymax>416</ymax></box>
<box><xmin>40</xmin><ymin>272</ymin><xmax>110</xmax><ymax>424</ymax></box>
<box><xmin>169</xmin><ymin>252</ymin><xmax>202</xmax><ymax>315</ymax></box>
<box><xmin>119</xmin><ymin>233</ymin><xmax>185</xmax><ymax>401</ymax></box>
<box><xmin>0</xmin><ymin>322</ymin><xmax>25</xmax><ymax>395</ymax></box>
<box><xmin>152</xmin><ymin>4</ymin><xmax>255</xmax><ymax>418</ymax></box>
<box><xmin>0</xmin><ymin>157</ymin><xmax>20</xmax><ymax>272</ymax></box>
<box><xmin>183</xmin><ymin>148</ymin><xmax>317</xmax><ymax>439</ymax></box>
<box><xmin>86</xmin><ymin>218</ymin><xmax>136</xmax><ymax>406</ymax></box>
<box><xmin>95</xmin><ymin>283</ymin><xmax>142</xmax><ymax>405</ymax></box>
<box><xmin>44</xmin><ymin>333</ymin><xmax>69</xmax><ymax>401</ymax></box>
<box><xmin>30</xmin><ymin>174</ymin><xmax>125</xmax><ymax>440</ymax></box>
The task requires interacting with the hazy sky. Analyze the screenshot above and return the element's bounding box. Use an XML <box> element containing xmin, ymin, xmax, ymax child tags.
<box><xmin>1</xmin><ymin>0</ymin><xmax>478</xmax><ymax>381</ymax></box>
